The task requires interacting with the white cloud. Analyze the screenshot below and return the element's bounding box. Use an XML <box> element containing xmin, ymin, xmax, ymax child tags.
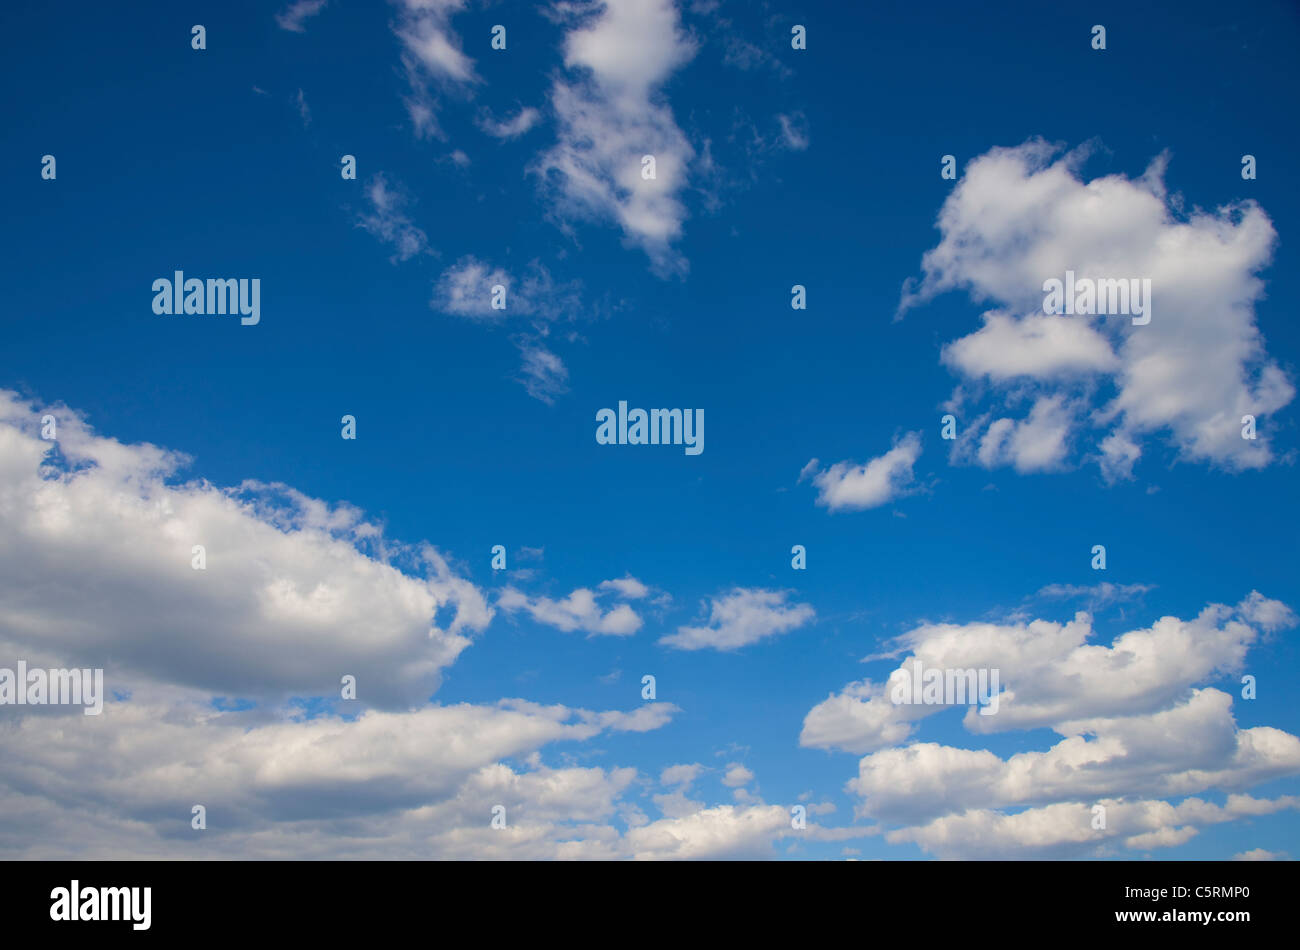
<box><xmin>498</xmin><ymin>585</ymin><xmax>643</xmax><ymax>637</ymax></box>
<box><xmin>534</xmin><ymin>0</ymin><xmax>698</xmax><ymax>274</ymax></box>
<box><xmin>478</xmin><ymin>106</ymin><xmax>542</xmax><ymax>139</ymax></box>
<box><xmin>599</xmin><ymin>575</ymin><xmax>651</xmax><ymax>599</ymax></box>
<box><xmin>660</xmin><ymin>763</ymin><xmax>705</xmax><ymax>787</ymax></box>
<box><xmin>900</xmin><ymin>140</ymin><xmax>1293</xmax><ymax>477</ymax></box>
<box><xmin>887</xmin><ymin>794</ymin><xmax>1300</xmax><ymax>860</ymax></box>
<box><xmin>432</xmin><ymin>256</ymin><xmax>583</xmax><ymax>323</ymax></box>
<box><xmin>515</xmin><ymin>342</ymin><xmax>571</xmax><ymax>405</ymax></box>
<box><xmin>802</xmin><ymin>592</ymin><xmax>1292</xmax><ymax>754</ymax></box>
<box><xmin>391</xmin><ymin>0</ymin><xmax>477</xmax><ymax>139</ymax></box>
<box><xmin>970</xmin><ymin>395</ymin><xmax>1076</xmax><ymax>473</ymax></box>
<box><xmin>660</xmin><ymin>588</ymin><xmax>814</xmax><ymax>651</ymax></box>
<box><xmin>356</xmin><ymin>173</ymin><xmax>430</xmax><ymax>263</ymax></box>
<box><xmin>1233</xmin><ymin>848</ymin><xmax>1289</xmax><ymax>861</ymax></box>
<box><xmin>1034</xmin><ymin>582</ymin><xmax>1154</xmax><ymax>609</ymax></box>
<box><xmin>626</xmin><ymin>804</ymin><xmax>790</xmax><ymax>859</ymax></box>
<box><xmin>431</xmin><ymin>258</ymin><xmax>585</xmax><ymax>403</ymax></box>
<box><xmin>941</xmin><ymin>311</ymin><xmax>1118</xmax><ymax>380</ymax></box>
<box><xmin>275</xmin><ymin>0</ymin><xmax>327</xmax><ymax>33</ymax></box>
<box><xmin>804</xmin><ymin>432</ymin><xmax>922</xmax><ymax>511</ymax></box>
<box><xmin>433</xmin><ymin>256</ymin><xmax>512</xmax><ymax>319</ymax></box>
<box><xmin>722</xmin><ymin>763</ymin><xmax>754</xmax><ymax>787</ymax></box>
<box><xmin>776</xmin><ymin>113</ymin><xmax>809</xmax><ymax>151</ymax></box>
<box><xmin>0</xmin><ymin>391</ymin><xmax>490</xmax><ymax>710</ymax></box>
<box><xmin>0</xmin><ymin>689</ymin><xmax>682</xmax><ymax>858</ymax></box>
<box><xmin>801</xmin><ymin>591</ymin><xmax>1300</xmax><ymax>858</ymax></box>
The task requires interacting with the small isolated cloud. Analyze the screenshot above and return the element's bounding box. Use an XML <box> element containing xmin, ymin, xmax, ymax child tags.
<box><xmin>356</xmin><ymin>173</ymin><xmax>430</xmax><ymax>263</ymax></box>
<box><xmin>275</xmin><ymin>0</ymin><xmax>327</xmax><ymax>33</ymax></box>
<box><xmin>805</xmin><ymin>432</ymin><xmax>922</xmax><ymax>512</ymax></box>
<box><xmin>514</xmin><ymin>342</ymin><xmax>570</xmax><ymax>405</ymax></box>
<box><xmin>498</xmin><ymin>585</ymin><xmax>643</xmax><ymax>637</ymax></box>
<box><xmin>776</xmin><ymin>113</ymin><xmax>809</xmax><ymax>151</ymax></box>
<box><xmin>660</xmin><ymin>763</ymin><xmax>705</xmax><ymax>787</ymax></box>
<box><xmin>722</xmin><ymin>763</ymin><xmax>754</xmax><ymax>787</ymax></box>
<box><xmin>661</xmin><ymin>588</ymin><xmax>814</xmax><ymax>651</ymax></box>
<box><xmin>599</xmin><ymin>575</ymin><xmax>651</xmax><ymax>600</ymax></box>
<box><xmin>478</xmin><ymin>106</ymin><xmax>542</xmax><ymax>140</ymax></box>
<box><xmin>1233</xmin><ymin>848</ymin><xmax>1289</xmax><ymax>861</ymax></box>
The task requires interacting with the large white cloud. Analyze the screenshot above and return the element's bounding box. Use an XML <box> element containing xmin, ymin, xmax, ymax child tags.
<box><xmin>0</xmin><ymin>390</ymin><xmax>490</xmax><ymax>709</ymax></box>
<box><xmin>901</xmin><ymin>140</ymin><xmax>1293</xmax><ymax>478</ymax></box>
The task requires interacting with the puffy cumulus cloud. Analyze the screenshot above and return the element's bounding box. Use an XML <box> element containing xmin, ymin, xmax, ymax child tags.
<box><xmin>390</xmin><ymin>0</ymin><xmax>478</xmax><ymax>139</ymax></box>
<box><xmin>968</xmin><ymin>394</ymin><xmax>1077</xmax><ymax>473</ymax></box>
<box><xmin>802</xmin><ymin>593</ymin><xmax>1291</xmax><ymax>754</ymax></box>
<box><xmin>356</xmin><ymin>173</ymin><xmax>431</xmax><ymax>263</ymax></box>
<box><xmin>533</xmin><ymin>0</ymin><xmax>698</xmax><ymax>275</ymax></box>
<box><xmin>849</xmin><ymin>689</ymin><xmax>1300</xmax><ymax>827</ymax></box>
<box><xmin>803</xmin><ymin>592</ymin><xmax>1300</xmax><ymax>858</ymax></box>
<box><xmin>900</xmin><ymin>139</ymin><xmax>1292</xmax><ymax>478</ymax></box>
<box><xmin>625</xmin><ymin>804</ymin><xmax>791</xmax><ymax>860</ymax></box>
<box><xmin>803</xmin><ymin>432</ymin><xmax>923</xmax><ymax>512</ymax></box>
<box><xmin>498</xmin><ymin>584</ymin><xmax>644</xmax><ymax>637</ymax></box>
<box><xmin>0</xmin><ymin>391</ymin><xmax>491</xmax><ymax>710</ymax></box>
<box><xmin>659</xmin><ymin>587</ymin><xmax>815</xmax><ymax>651</ymax></box>
<box><xmin>942</xmin><ymin>311</ymin><xmax>1119</xmax><ymax>381</ymax></box>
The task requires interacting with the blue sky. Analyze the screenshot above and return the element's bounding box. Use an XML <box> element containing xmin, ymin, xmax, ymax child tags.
<box><xmin>1</xmin><ymin>0</ymin><xmax>1299</xmax><ymax>859</ymax></box>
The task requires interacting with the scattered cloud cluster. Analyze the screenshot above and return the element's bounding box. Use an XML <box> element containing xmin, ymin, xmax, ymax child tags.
<box><xmin>802</xmin><ymin>594</ymin><xmax>1300</xmax><ymax>857</ymax></box>
<box><xmin>900</xmin><ymin>140</ymin><xmax>1292</xmax><ymax>478</ymax></box>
